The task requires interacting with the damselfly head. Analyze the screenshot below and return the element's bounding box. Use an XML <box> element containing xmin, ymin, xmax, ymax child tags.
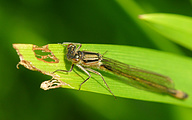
<box><xmin>66</xmin><ymin>44</ymin><xmax>81</xmax><ymax>64</ymax></box>
<box><xmin>67</xmin><ymin>44</ymin><xmax>76</xmax><ymax>54</ymax></box>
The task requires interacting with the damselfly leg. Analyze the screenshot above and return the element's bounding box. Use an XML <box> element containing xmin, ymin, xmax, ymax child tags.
<box><xmin>84</xmin><ymin>67</ymin><xmax>116</xmax><ymax>98</ymax></box>
<box><xmin>53</xmin><ymin>64</ymin><xmax>74</xmax><ymax>73</ymax></box>
<box><xmin>53</xmin><ymin>63</ymin><xmax>115</xmax><ymax>98</ymax></box>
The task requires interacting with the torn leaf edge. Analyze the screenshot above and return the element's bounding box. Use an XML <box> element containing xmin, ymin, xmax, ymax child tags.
<box><xmin>13</xmin><ymin>44</ymin><xmax>73</xmax><ymax>90</ymax></box>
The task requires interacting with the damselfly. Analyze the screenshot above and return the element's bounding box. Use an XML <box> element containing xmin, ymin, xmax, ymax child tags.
<box><xmin>53</xmin><ymin>43</ymin><xmax>188</xmax><ymax>99</ymax></box>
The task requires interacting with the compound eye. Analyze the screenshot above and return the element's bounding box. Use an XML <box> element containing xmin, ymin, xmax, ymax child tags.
<box><xmin>67</xmin><ymin>44</ymin><xmax>72</xmax><ymax>48</ymax></box>
<box><xmin>68</xmin><ymin>44</ymin><xmax>76</xmax><ymax>50</ymax></box>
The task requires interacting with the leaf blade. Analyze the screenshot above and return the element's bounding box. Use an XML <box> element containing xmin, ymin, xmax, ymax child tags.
<box><xmin>139</xmin><ymin>13</ymin><xmax>192</xmax><ymax>50</ymax></box>
<box><xmin>13</xmin><ymin>43</ymin><xmax>192</xmax><ymax>107</ymax></box>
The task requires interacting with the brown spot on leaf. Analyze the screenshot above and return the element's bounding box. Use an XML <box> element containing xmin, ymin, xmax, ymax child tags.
<box><xmin>32</xmin><ymin>45</ymin><xmax>59</xmax><ymax>63</ymax></box>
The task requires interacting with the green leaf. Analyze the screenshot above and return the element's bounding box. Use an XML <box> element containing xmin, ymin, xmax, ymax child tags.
<box><xmin>13</xmin><ymin>43</ymin><xmax>192</xmax><ymax>108</ymax></box>
<box><xmin>139</xmin><ymin>13</ymin><xmax>192</xmax><ymax>50</ymax></box>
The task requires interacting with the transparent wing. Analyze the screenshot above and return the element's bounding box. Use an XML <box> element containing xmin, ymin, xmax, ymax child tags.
<box><xmin>101</xmin><ymin>57</ymin><xmax>174</xmax><ymax>93</ymax></box>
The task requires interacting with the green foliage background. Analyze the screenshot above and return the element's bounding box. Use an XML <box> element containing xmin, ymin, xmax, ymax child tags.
<box><xmin>1</xmin><ymin>0</ymin><xmax>192</xmax><ymax>120</ymax></box>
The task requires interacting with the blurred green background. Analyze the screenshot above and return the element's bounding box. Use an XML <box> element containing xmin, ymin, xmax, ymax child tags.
<box><xmin>1</xmin><ymin>0</ymin><xmax>192</xmax><ymax>120</ymax></box>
